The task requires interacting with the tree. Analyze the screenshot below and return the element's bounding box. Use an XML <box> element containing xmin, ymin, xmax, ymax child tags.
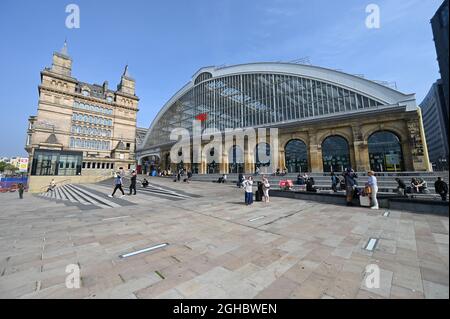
<box><xmin>0</xmin><ymin>162</ymin><xmax>18</xmax><ymax>173</ymax></box>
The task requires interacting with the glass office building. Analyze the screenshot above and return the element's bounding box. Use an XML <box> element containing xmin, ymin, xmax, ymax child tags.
<box><xmin>138</xmin><ymin>63</ymin><xmax>430</xmax><ymax>173</ymax></box>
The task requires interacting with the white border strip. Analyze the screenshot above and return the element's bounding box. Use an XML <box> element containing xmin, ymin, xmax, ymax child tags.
<box><xmin>103</xmin><ymin>216</ymin><xmax>130</xmax><ymax>221</ymax></box>
<box><xmin>249</xmin><ymin>216</ymin><xmax>265</xmax><ymax>222</ymax></box>
<box><xmin>119</xmin><ymin>243</ymin><xmax>169</xmax><ymax>258</ymax></box>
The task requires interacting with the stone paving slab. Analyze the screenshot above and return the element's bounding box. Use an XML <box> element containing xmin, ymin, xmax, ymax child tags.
<box><xmin>0</xmin><ymin>178</ymin><xmax>448</xmax><ymax>299</ymax></box>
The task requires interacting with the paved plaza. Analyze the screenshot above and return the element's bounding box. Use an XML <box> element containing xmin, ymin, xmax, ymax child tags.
<box><xmin>0</xmin><ymin>179</ymin><xmax>448</xmax><ymax>299</ymax></box>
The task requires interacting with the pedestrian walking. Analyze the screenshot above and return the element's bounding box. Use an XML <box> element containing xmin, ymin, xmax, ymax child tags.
<box><xmin>129</xmin><ymin>170</ymin><xmax>137</xmax><ymax>195</ymax></box>
<box><xmin>435</xmin><ymin>177</ymin><xmax>448</xmax><ymax>201</ymax></box>
<box><xmin>343</xmin><ymin>168</ymin><xmax>358</xmax><ymax>206</ymax></box>
<box><xmin>109</xmin><ymin>172</ymin><xmax>125</xmax><ymax>198</ymax></box>
<box><xmin>238</xmin><ymin>173</ymin><xmax>244</xmax><ymax>187</ymax></box>
<box><xmin>243</xmin><ymin>176</ymin><xmax>254</xmax><ymax>205</ymax></box>
<box><xmin>18</xmin><ymin>183</ymin><xmax>24</xmax><ymax>199</ymax></box>
<box><xmin>367</xmin><ymin>171</ymin><xmax>379</xmax><ymax>209</ymax></box>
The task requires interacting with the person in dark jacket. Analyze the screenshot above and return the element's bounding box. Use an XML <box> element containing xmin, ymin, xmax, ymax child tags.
<box><xmin>238</xmin><ymin>173</ymin><xmax>244</xmax><ymax>187</ymax></box>
<box><xmin>331</xmin><ymin>172</ymin><xmax>339</xmax><ymax>193</ymax></box>
<box><xmin>395</xmin><ymin>178</ymin><xmax>407</xmax><ymax>196</ymax></box>
<box><xmin>435</xmin><ymin>177</ymin><xmax>448</xmax><ymax>201</ymax></box>
<box><xmin>297</xmin><ymin>174</ymin><xmax>305</xmax><ymax>185</ymax></box>
<box><xmin>343</xmin><ymin>168</ymin><xmax>358</xmax><ymax>206</ymax></box>
<box><xmin>129</xmin><ymin>170</ymin><xmax>137</xmax><ymax>195</ymax></box>
<box><xmin>18</xmin><ymin>183</ymin><xmax>24</xmax><ymax>199</ymax></box>
<box><xmin>306</xmin><ymin>177</ymin><xmax>316</xmax><ymax>192</ymax></box>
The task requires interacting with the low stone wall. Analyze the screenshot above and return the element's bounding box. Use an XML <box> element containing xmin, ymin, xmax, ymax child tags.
<box><xmin>270</xmin><ymin>190</ymin><xmax>448</xmax><ymax>216</ymax></box>
<box><xmin>27</xmin><ymin>175</ymin><xmax>112</xmax><ymax>193</ymax></box>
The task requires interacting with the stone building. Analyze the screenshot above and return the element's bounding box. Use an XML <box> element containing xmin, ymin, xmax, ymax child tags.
<box><xmin>25</xmin><ymin>42</ymin><xmax>139</xmax><ymax>190</ymax></box>
<box><xmin>137</xmin><ymin>63</ymin><xmax>430</xmax><ymax>174</ymax></box>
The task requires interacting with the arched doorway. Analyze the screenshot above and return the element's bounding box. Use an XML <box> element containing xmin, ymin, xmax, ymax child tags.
<box><xmin>229</xmin><ymin>145</ymin><xmax>244</xmax><ymax>173</ymax></box>
<box><xmin>285</xmin><ymin>139</ymin><xmax>308</xmax><ymax>173</ymax></box>
<box><xmin>255</xmin><ymin>143</ymin><xmax>271</xmax><ymax>173</ymax></box>
<box><xmin>164</xmin><ymin>153</ymin><xmax>171</xmax><ymax>171</ymax></box>
<box><xmin>322</xmin><ymin>135</ymin><xmax>350</xmax><ymax>172</ymax></box>
<box><xmin>368</xmin><ymin>131</ymin><xmax>404</xmax><ymax>172</ymax></box>
<box><xmin>141</xmin><ymin>155</ymin><xmax>160</xmax><ymax>175</ymax></box>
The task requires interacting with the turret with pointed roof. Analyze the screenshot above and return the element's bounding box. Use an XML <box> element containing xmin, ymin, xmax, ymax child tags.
<box><xmin>51</xmin><ymin>40</ymin><xmax>72</xmax><ymax>77</ymax></box>
<box><xmin>117</xmin><ymin>65</ymin><xmax>136</xmax><ymax>95</ymax></box>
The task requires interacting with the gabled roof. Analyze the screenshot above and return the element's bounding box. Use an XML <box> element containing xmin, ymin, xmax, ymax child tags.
<box><xmin>44</xmin><ymin>133</ymin><xmax>60</xmax><ymax>145</ymax></box>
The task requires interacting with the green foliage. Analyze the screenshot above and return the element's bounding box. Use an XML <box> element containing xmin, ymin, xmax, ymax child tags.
<box><xmin>0</xmin><ymin>161</ymin><xmax>19</xmax><ymax>173</ymax></box>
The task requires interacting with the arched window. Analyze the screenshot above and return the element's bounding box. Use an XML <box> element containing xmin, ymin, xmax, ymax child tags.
<box><xmin>70</xmin><ymin>137</ymin><xmax>75</xmax><ymax>148</ymax></box>
<box><xmin>228</xmin><ymin>145</ymin><xmax>244</xmax><ymax>173</ymax></box>
<box><xmin>255</xmin><ymin>143</ymin><xmax>271</xmax><ymax>172</ymax></box>
<box><xmin>285</xmin><ymin>139</ymin><xmax>308</xmax><ymax>173</ymax></box>
<box><xmin>368</xmin><ymin>131</ymin><xmax>404</xmax><ymax>172</ymax></box>
<box><xmin>322</xmin><ymin>135</ymin><xmax>350</xmax><ymax>172</ymax></box>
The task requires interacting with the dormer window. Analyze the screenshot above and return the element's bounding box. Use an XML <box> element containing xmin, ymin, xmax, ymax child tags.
<box><xmin>106</xmin><ymin>96</ymin><xmax>113</xmax><ymax>102</ymax></box>
<box><xmin>82</xmin><ymin>90</ymin><xmax>90</xmax><ymax>97</ymax></box>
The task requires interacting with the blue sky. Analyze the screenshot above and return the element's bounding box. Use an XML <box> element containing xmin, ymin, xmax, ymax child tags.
<box><xmin>0</xmin><ymin>0</ymin><xmax>443</xmax><ymax>157</ymax></box>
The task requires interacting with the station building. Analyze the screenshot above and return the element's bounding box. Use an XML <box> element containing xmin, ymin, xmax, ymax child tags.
<box><xmin>137</xmin><ymin>63</ymin><xmax>430</xmax><ymax>174</ymax></box>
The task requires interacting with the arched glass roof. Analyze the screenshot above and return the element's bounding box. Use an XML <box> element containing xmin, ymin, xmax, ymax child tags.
<box><xmin>140</xmin><ymin>63</ymin><xmax>417</xmax><ymax>150</ymax></box>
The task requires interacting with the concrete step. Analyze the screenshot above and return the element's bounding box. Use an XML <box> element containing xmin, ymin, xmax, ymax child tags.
<box><xmin>64</xmin><ymin>184</ymin><xmax>110</xmax><ymax>208</ymax></box>
<box><xmin>69</xmin><ymin>184</ymin><xmax>121</xmax><ymax>208</ymax></box>
<box><xmin>60</xmin><ymin>185</ymin><xmax>77</xmax><ymax>202</ymax></box>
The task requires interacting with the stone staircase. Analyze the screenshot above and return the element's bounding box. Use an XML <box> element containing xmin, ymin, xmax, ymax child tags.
<box><xmin>38</xmin><ymin>184</ymin><xmax>133</xmax><ymax>210</ymax></box>
<box><xmin>170</xmin><ymin>171</ymin><xmax>449</xmax><ymax>198</ymax></box>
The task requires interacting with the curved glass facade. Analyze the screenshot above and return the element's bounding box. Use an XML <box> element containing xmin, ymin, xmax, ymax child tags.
<box><xmin>322</xmin><ymin>136</ymin><xmax>350</xmax><ymax>172</ymax></box>
<box><xmin>146</xmin><ymin>73</ymin><xmax>384</xmax><ymax>148</ymax></box>
<box><xmin>285</xmin><ymin>139</ymin><xmax>308</xmax><ymax>173</ymax></box>
<box><xmin>368</xmin><ymin>131</ymin><xmax>404</xmax><ymax>172</ymax></box>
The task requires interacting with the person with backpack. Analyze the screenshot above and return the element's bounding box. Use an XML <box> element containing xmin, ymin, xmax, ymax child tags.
<box><xmin>129</xmin><ymin>170</ymin><xmax>137</xmax><ymax>195</ymax></box>
<box><xmin>109</xmin><ymin>172</ymin><xmax>125</xmax><ymax>198</ymax></box>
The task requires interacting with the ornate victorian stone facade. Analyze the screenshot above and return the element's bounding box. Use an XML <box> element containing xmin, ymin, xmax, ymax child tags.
<box><xmin>26</xmin><ymin>42</ymin><xmax>139</xmax><ymax>182</ymax></box>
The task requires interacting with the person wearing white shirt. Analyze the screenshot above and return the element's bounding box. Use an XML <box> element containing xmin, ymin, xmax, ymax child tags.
<box><xmin>243</xmin><ymin>176</ymin><xmax>254</xmax><ymax>205</ymax></box>
<box><xmin>367</xmin><ymin>171</ymin><xmax>379</xmax><ymax>210</ymax></box>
